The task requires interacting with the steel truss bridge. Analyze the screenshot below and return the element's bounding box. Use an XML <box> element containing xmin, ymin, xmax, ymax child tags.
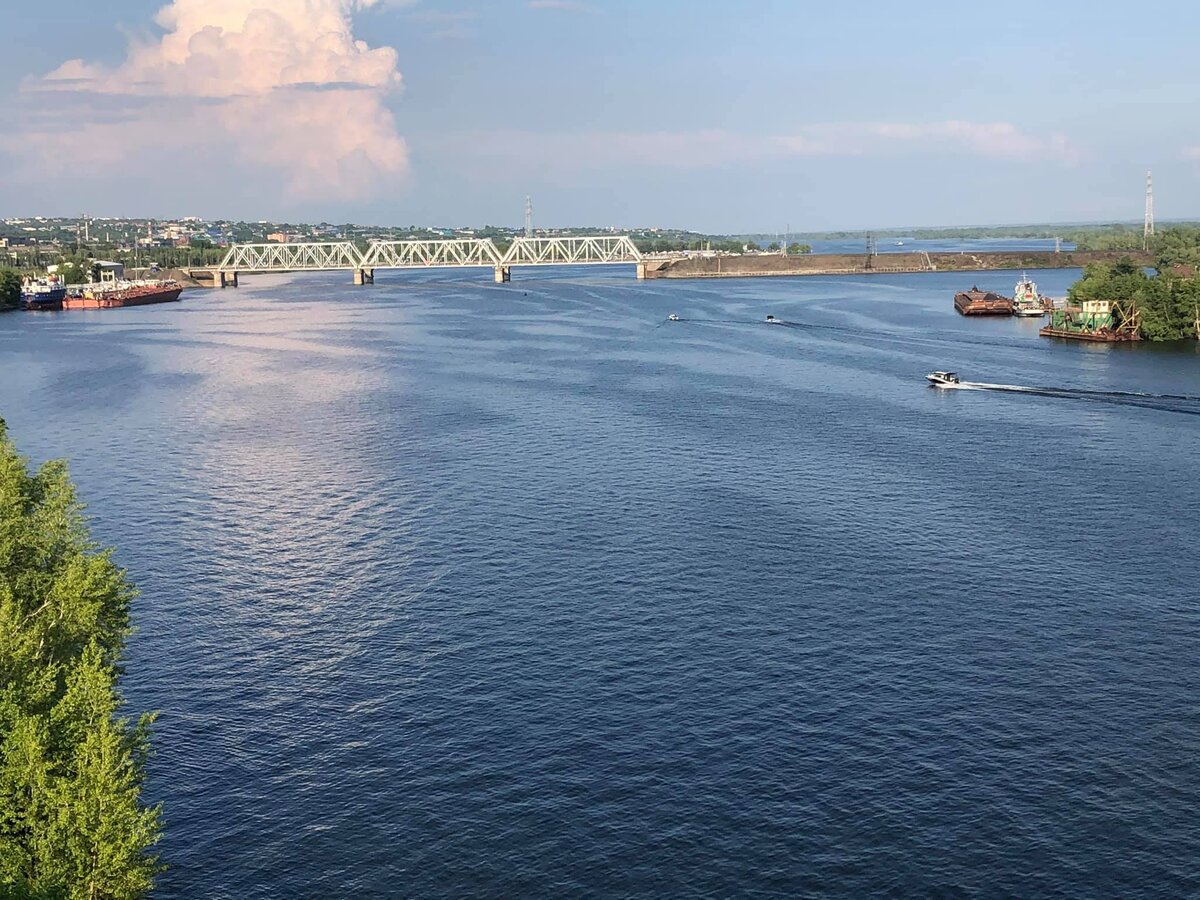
<box><xmin>209</xmin><ymin>235</ymin><xmax>644</xmax><ymax>285</ymax></box>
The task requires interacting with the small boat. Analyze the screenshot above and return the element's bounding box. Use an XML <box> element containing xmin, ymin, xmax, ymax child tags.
<box><xmin>667</xmin><ymin>313</ymin><xmax>680</xmax><ymax>321</ymax></box>
<box><xmin>926</xmin><ymin>370</ymin><xmax>961</xmax><ymax>387</ymax></box>
<box><xmin>765</xmin><ymin>314</ymin><xmax>778</xmax><ymax>323</ymax></box>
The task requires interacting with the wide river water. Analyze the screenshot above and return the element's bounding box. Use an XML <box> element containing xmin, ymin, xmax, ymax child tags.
<box><xmin>2</xmin><ymin>267</ymin><xmax>1199</xmax><ymax>897</ymax></box>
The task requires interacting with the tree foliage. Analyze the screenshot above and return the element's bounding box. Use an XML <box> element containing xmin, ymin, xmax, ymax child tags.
<box><xmin>1152</xmin><ymin>225</ymin><xmax>1200</xmax><ymax>272</ymax></box>
<box><xmin>1067</xmin><ymin>254</ymin><xmax>1200</xmax><ymax>341</ymax></box>
<box><xmin>0</xmin><ymin>271</ymin><xmax>20</xmax><ymax>312</ymax></box>
<box><xmin>54</xmin><ymin>263</ymin><xmax>88</xmax><ymax>287</ymax></box>
<box><xmin>632</xmin><ymin>238</ymin><xmax>748</xmax><ymax>254</ymax></box>
<box><xmin>0</xmin><ymin>421</ymin><xmax>162</xmax><ymax>899</ymax></box>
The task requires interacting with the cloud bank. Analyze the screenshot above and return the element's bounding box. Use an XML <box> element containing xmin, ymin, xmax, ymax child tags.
<box><xmin>467</xmin><ymin>122</ymin><xmax>1080</xmax><ymax>169</ymax></box>
<box><xmin>11</xmin><ymin>0</ymin><xmax>409</xmax><ymax>203</ymax></box>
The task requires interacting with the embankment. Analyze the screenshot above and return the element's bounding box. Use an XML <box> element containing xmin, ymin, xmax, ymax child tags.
<box><xmin>642</xmin><ymin>250</ymin><xmax>1152</xmax><ymax>279</ymax></box>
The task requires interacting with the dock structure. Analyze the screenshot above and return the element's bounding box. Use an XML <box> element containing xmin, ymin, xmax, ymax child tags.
<box><xmin>202</xmin><ymin>235</ymin><xmax>642</xmax><ymax>287</ymax></box>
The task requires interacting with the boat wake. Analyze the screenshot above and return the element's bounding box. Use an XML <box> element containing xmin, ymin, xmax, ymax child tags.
<box><xmin>949</xmin><ymin>381</ymin><xmax>1200</xmax><ymax>415</ymax></box>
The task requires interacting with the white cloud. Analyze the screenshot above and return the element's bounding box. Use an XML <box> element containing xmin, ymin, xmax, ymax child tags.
<box><xmin>463</xmin><ymin>122</ymin><xmax>1081</xmax><ymax>169</ymax></box>
<box><xmin>9</xmin><ymin>0</ymin><xmax>410</xmax><ymax>202</ymax></box>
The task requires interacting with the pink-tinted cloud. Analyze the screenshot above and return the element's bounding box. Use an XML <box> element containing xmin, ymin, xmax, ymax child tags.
<box><xmin>9</xmin><ymin>0</ymin><xmax>410</xmax><ymax>202</ymax></box>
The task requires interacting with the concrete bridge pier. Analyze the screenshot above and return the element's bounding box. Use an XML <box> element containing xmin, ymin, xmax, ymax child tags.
<box><xmin>636</xmin><ymin>262</ymin><xmax>647</xmax><ymax>280</ymax></box>
<box><xmin>210</xmin><ymin>270</ymin><xmax>239</xmax><ymax>288</ymax></box>
<box><xmin>494</xmin><ymin>265</ymin><xmax>511</xmax><ymax>284</ymax></box>
<box><xmin>353</xmin><ymin>267</ymin><xmax>375</xmax><ymax>286</ymax></box>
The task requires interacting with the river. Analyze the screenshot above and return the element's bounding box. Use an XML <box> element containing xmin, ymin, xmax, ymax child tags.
<box><xmin>2</xmin><ymin>267</ymin><xmax>1198</xmax><ymax>897</ymax></box>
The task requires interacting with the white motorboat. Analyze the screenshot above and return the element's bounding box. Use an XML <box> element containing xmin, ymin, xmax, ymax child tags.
<box><xmin>926</xmin><ymin>370</ymin><xmax>961</xmax><ymax>387</ymax></box>
<box><xmin>667</xmin><ymin>313</ymin><xmax>680</xmax><ymax>321</ymax></box>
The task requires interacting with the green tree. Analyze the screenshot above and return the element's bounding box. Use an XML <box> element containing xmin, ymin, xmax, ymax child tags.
<box><xmin>0</xmin><ymin>421</ymin><xmax>162</xmax><ymax>899</ymax></box>
<box><xmin>0</xmin><ymin>270</ymin><xmax>20</xmax><ymax>312</ymax></box>
<box><xmin>56</xmin><ymin>263</ymin><xmax>88</xmax><ymax>286</ymax></box>
<box><xmin>1066</xmin><ymin>257</ymin><xmax>1200</xmax><ymax>341</ymax></box>
<box><xmin>786</xmin><ymin>243</ymin><xmax>812</xmax><ymax>255</ymax></box>
<box><xmin>1153</xmin><ymin>225</ymin><xmax>1200</xmax><ymax>272</ymax></box>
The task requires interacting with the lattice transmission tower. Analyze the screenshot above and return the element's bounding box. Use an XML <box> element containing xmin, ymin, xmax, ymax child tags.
<box><xmin>525</xmin><ymin>196</ymin><xmax>533</xmax><ymax>239</ymax></box>
<box><xmin>1144</xmin><ymin>169</ymin><xmax>1155</xmax><ymax>250</ymax></box>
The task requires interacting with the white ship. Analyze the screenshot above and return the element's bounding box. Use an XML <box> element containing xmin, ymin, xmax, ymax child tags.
<box><xmin>1012</xmin><ymin>274</ymin><xmax>1047</xmax><ymax>317</ymax></box>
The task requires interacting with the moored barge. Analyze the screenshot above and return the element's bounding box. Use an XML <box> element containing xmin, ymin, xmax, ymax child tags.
<box><xmin>954</xmin><ymin>286</ymin><xmax>1013</xmax><ymax>316</ymax></box>
<box><xmin>62</xmin><ymin>279</ymin><xmax>183</xmax><ymax>310</ymax></box>
<box><xmin>1039</xmin><ymin>299</ymin><xmax>1141</xmax><ymax>342</ymax></box>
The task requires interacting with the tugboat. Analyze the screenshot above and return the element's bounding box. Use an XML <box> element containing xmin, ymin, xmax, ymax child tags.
<box><xmin>1012</xmin><ymin>274</ymin><xmax>1048</xmax><ymax>317</ymax></box>
<box><xmin>954</xmin><ymin>286</ymin><xmax>1013</xmax><ymax>316</ymax></box>
<box><xmin>926</xmin><ymin>370</ymin><xmax>961</xmax><ymax>387</ymax></box>
<box><xmin>19</xmin><ymin>276</ymin><xmax>67</xmax><ymax>311</ymax></box>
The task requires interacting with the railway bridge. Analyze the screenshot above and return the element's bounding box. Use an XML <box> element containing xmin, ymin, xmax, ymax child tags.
<box><xmin>202</xmin><ymin>235</ymin><xmax>645</xmax><ymax>287</ymax></box>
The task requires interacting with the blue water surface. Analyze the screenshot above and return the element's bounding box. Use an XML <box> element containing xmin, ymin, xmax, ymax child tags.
<box><xmin>1</xmin><ymin>266</ymin><xmax>1198</xmax><ymax>897</ymax></box>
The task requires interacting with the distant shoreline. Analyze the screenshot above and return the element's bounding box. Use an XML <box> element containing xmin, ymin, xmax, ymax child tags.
<box><xmin>642</xmin><ymin>250</ymin><xmax>1152</xmax><ymax>280</ymax></box>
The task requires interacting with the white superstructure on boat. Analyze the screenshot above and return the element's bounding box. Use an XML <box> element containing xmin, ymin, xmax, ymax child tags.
<box><xmin>926</xmin><ymin>371</ymin><xmax>961</xmax><ymax>387</ymax></box>
<box><xmin>1012</xmin><ymin>274</ymin><xmax>1047</xmax><ymax>317</ymax></box>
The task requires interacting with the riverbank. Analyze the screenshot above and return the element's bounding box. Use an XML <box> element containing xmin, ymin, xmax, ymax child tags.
<box><xmin>642</xmin><ymin>250</ymin><xmax>1152</xmax><ymax>279</ymax></box>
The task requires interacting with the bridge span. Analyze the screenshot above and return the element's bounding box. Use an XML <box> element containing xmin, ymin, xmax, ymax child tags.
<box><xmin>204</xmin><ymin>235</ymin><xmax>645</xmax><ymax>286</ymax></box>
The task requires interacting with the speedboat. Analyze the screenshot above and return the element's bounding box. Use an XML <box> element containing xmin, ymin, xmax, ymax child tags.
<box><xmin>926</xmin><ymin>370</ymin><xmax>961</xmax><ymax>387</ymax></box>
<box><xmin>667</xmin><ymin>313</ymin><xmax>680</xmax><ymax>321</ymax></box>
<box><xmin>765</xmin><ymin>314</ymin><xmax>778</xmax><ymax>323</ymax></box>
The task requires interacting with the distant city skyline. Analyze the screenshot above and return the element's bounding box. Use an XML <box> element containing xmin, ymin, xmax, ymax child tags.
<box><xmin>2</xmin><ymin>0</ymin><xmax>1198</xmax><ymax>232</ymax></box>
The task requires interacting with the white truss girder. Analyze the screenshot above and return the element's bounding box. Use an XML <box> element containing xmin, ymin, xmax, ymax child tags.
<box><xmin>361</xmin><ymin>239</ymin><xmax>502</xmax><ymax>269</ymax></box>
<box><xmin>217</xmin><ymin>242</ymin><xmax>363</xmax><ymax>272</ymax></box>
<box><xmin>214</xmin><ymin>235</ymin><xmax>643</xmax><ymax>274</ymax></box>
<box><xmin>501</xmin><ymin>235</ymin><xmax>642</xmax><ymax>266</ymax></box>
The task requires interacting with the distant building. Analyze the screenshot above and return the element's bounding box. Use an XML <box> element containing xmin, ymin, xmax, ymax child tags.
<box><xmin>267</xmin><ymin>232</ymin><xmax>291</xmax><ymax>243</ymax></box>
<box><xmin>94</xmin><ymin>261</ymin><xmax>125</xmax><ymax>281</ymax></box>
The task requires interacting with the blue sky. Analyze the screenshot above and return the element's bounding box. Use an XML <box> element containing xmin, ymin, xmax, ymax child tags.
<box><xmin>1</xmin><ymin>0</ymin><xmax>1198</xmax><ymax>232</ymax></box>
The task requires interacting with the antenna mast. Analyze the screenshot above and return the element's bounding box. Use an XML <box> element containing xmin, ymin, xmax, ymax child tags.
<box><xmin>524</xmin><ymin>196</ymin><xmax>533</xmax><ymax>239</ymax></box>
<box><xmin>1143</xmin><ymin>169</ymin><xmax>1155</xmax><ymax>250</ymax></box>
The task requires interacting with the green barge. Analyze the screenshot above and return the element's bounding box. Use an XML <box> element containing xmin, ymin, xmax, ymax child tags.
<box><xmin>1039</xmin><ymin>299</ymin><xmax>1141</xmax><ymax>342</ymax></box>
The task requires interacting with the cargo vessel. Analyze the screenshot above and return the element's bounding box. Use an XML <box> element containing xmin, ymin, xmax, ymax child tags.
<box><xmin>1012</xmin><ymin>274</ymin><xmax>1050</xmax><ymax>317</ymax></box>
<box><xmin>1039</xmin><ymin>299</ymin><xmax>1141</xmax><ymax>342</ymax></box>
<box><xmin>954</xmin><ymin>286</ymin><xmax>1013</xmax><ymax>316</ymax></box>
<box><xmin>19</xmin><ymin>277</ymin><xmax>67</xmax><ymax>311</ymax></box>
<box><xmin>62</xmin><ymin>279</ymin><xmax>183</xmax><ymax>310</ymax></box>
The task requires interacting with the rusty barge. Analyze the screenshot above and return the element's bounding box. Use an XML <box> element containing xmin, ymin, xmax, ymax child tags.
<box><xmin>954</xmin><ymin>286</ymin><xmax>1013</xmax><ymax>316</ymax></box>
